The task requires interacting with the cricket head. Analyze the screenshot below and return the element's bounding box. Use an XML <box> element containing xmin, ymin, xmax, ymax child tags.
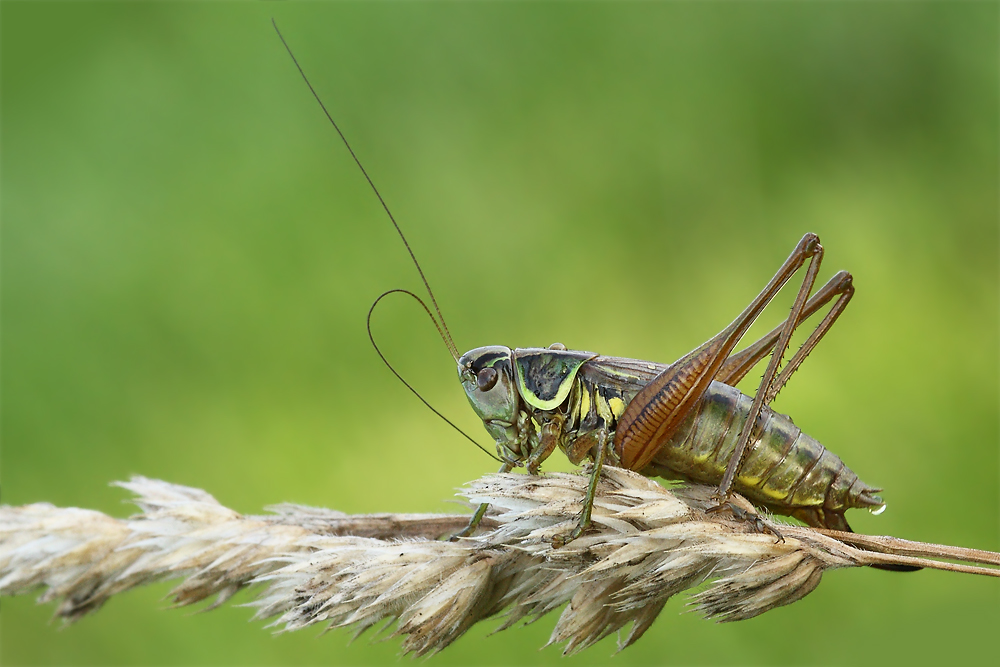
<box><xmin>458</xmin><ymin>346</ymin><xmax>520</xmax><ymax>449</ymax></box>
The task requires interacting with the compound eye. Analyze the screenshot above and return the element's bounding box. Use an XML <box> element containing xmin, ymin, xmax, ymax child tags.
<box><xmin>476</xmin><ymin>367</ymin><xmax>498</xmax><ymax>392</ymax></box>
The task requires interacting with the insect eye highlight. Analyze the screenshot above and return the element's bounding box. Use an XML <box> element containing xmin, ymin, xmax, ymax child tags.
<box><xmin>476</xmin><ymin>367</ymin><xmax>499</xmax><ymax>392</ymax></box>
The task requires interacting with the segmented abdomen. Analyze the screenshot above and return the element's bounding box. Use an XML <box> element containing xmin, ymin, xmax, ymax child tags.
<box><xmin>642</xmin><ymin>381</ymin><xmax>884</xmax><ymax>517</ymax></box>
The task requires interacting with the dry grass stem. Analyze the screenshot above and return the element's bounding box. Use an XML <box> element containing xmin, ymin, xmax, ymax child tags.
<box><xmin>2</xmin><ymin>468</ymin><xmax>997</xmax><ymax>655</ymax></box>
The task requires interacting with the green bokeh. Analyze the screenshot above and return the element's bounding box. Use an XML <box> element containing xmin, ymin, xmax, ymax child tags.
<box><xmin>2</xmin><ymin>1</ymin><xmax>997</xmax><ymax>665</ymax></box>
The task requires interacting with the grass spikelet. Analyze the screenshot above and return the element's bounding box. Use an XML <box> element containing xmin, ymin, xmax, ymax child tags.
<box><xmin>2</xmin><ymin>468</ymin><xmax>997</xmax><ymax>655</ymax></box>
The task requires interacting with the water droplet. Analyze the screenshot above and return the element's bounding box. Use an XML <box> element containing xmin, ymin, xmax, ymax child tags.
<box><xmin>870</xmin><ymin>504</ymin><xmax>887</xmax><ymax>516</ymax></box>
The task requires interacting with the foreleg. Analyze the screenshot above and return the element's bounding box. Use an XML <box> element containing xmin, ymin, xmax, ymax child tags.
<box><xmin>450</xmin><ymin>460</ymin><xmax>513</xmax><ymax>540</ymax></box>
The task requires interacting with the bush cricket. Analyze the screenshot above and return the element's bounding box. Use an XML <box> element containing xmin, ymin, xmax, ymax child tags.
<box><xmin>274</xmin><ymin>23</ymin><xmax>899</xmax><ymax>554</ymax></box>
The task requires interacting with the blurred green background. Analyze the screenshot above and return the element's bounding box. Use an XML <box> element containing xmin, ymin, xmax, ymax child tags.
<box><xmin>2</xmin><ymin>1</ymin><xmax>998</xmax><ymax>665</ymax></box>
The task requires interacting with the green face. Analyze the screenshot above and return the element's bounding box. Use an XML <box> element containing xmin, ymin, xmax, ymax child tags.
<box><xmin>458</xmin><ymin>346</ymin><xmax>520</xmax><ymax>449</ymax></box>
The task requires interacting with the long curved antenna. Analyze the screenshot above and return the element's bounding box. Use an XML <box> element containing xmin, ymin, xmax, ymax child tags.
<box><xmin>368</xmin><ymin>290</ymin><xmax>500</xmax><ymax>462</ymax></box>
<box><xmin>273</xmin><ymin>19</ymin><xmax>460</xmax><ymax>362</ymax></box>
